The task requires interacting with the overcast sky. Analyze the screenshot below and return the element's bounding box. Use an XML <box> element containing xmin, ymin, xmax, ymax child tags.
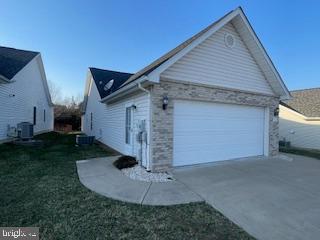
<box><xmin>1</xmin><ymin>0</ymin><xmax>319</xmax><ymax>98</ymax></box>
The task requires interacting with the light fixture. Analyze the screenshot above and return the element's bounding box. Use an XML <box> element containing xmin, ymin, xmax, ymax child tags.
<box><xmin>162</xmin><ymin>96</ymin><xmax>169</xmax><ymax>110</ymax></box>
<box><xmin>274</xmin><ymin>107</ymin><xmax>279</xmax><ymax>116</ymax></box>
<box><xmin>131</xmin><ymin>104</ymin><xmax>137</xmax><ymax>110</ymax></box>
<box><xmin>9</xmin><ymin>94</ymin><xmax>15</xmax><ymax>97</ymax></box>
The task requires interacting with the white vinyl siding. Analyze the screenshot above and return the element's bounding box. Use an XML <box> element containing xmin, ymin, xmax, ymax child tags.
<box><xmin>173</xmin><ymin>100</ymin><xmax>265</xmax><ymax>166</ymax></box>
<box><xmin>82</xmin><ymin>80</ymin><xmax>150</xmax><ymax>165</ymax></box>
<box><xmin>279</xmin><ymin>105</ymin><xmax>320</xmax><ymax>150</ymax></box>
<box><xmin>0</xmin><ymin>57</ymin><xmax>54</xmax><ymax>141</ymax></box>
<box><xmin>162</xmin><ymin>22</ymin><xmax>274</xmax><ymax>95</ymax></box>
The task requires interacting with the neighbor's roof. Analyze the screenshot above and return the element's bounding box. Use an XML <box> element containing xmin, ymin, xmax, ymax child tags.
<box><xmin>0</xmin><ymin>46</ymin><xmax>39</xmax><ymax>80</ymax></box>
<box><xmin>89</xmin><ymin>68</ymin><xmax>133</xmax><ymax>99</ymax></box>
<box><xmin>281</xmin><ymin>88</ymin><xmax>320</xmax><ymax>117</ymax></box>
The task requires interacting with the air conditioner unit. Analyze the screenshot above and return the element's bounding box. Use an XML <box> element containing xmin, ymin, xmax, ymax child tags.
<box><xmin>17</xmin><ymin>122</ymin><xmax>34</xmax><ymax>140</ymax></box>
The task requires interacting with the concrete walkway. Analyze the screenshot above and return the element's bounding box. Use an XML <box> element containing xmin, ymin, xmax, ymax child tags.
<box><xmin>174</xmin><ymin>154</ymin><xmax>320</xmax><ymax>240</ymax></box>
<box><xmin>76</xmin><ymin>156</ymin><xmax>203</xmax><ymax>205</ymax></box>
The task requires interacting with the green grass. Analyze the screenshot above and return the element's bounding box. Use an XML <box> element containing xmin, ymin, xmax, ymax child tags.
<box><xmin>0</xmin><ymin>132</ymin><xmax>255</xmax><ymax>240</ymax></box>
<box><xmin>280</xmin><ymin>146</ymin><xmax>320</xmax><ymax>160</ymax></box>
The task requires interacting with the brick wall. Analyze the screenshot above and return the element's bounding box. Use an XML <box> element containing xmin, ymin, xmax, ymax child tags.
<box><xmin>149</xmin><ymin>79</ymin><xmax>279</xmax><ymax>171</ymax></box>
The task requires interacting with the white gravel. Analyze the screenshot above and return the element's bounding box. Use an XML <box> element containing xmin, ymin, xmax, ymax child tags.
<box><xmin>121</xmin><ymin>165</ymin><xmax>174</xmax><ymax>182</ymax></box>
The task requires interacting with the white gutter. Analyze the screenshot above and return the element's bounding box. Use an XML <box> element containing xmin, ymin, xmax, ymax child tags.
<box><xmin>100</xmin><ymin>75</ymin><xmax>149</xmax><ymax>103</ymax></box>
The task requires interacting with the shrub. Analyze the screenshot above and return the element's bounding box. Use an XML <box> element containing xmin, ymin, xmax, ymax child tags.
<box><xmin>113</xmin><ymin>156</ymin><xmax>137</xmax><ymax>169</ymax></box>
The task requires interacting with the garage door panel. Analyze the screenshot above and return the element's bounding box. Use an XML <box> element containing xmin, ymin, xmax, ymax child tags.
<box><xmin>173</xmin><ymin>100</ymin><xmax>265</xmax><ymax>166</ymax></box>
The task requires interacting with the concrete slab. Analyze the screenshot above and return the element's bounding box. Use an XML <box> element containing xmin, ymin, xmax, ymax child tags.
<box><xmin>142</xmin><ymin>181</ymin><xmax>203</xmax><ymax>206</ymax></box>
<box><xmin>76</xmin><ymin>156</ymin><xmax>202</xmax><ymax>205</ymax></box>
<box><xmin>174</xmin><ymin>154</ymin><xmax>320</xmax><ymax>240</ymax></box>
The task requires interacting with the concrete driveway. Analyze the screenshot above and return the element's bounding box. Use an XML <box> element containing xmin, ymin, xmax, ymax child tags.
<box><xmin>174</xmin><ymin>154</ymin><xmax>320</xmax><ymax>240</ymax></box>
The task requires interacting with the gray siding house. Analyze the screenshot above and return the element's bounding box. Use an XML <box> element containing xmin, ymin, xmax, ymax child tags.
<box><xmin>82</xmin><ymin>7</ymin><xmax>290</xmax><ymax>171</ymax></box>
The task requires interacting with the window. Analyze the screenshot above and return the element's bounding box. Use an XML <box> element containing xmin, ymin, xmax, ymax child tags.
<box><xmin>43</xmin><ymin>109</ymin><xmax>46</xmax><ymax>122</ymax></box>
<box><xmin>33</xmin><ymin>107</ymin><xmax>37</xmax><ymax>125</ymax></box>
<box><xmin>125</xmin><ymin>107</ymin><xmax>132</xmax><ymax>144</ymax></box>
<box><xmin>90</xmin><ymin>112</ymin><xmax>93</xmax><ymax>130</ymax></box>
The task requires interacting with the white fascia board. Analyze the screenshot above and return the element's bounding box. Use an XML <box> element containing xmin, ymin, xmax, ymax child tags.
<box><xmin>100</xmin><ymin>75</ymin><xmax>148</xmax><ymax>103</ymax></box>
<box><xmin>147</xmin><ymin>9</ymin><xmax>242</xmax><ymax>82</ymax></box>
<box><xmin>237</xmin><ymin>11</ymin><xmax>291</xmax><ymax>100</ymax></box>
<box><xmin>147</xmin><ymin>7</ymin><xmax>290</xmax><ymax>100</ymax></box>
<box><xmin>82</xmin><ymin>70</ymin><xmax>93</xmax><ymax>114</ymax></box>
<box><xmin>280</xmin><ymin>104</ymin><xmax>320</xmax><ymax>121</ymax></box>
<box><xmin>35</xmin><ymin>54</ymin><xmax>54</xmax><ymax>106</ymax></box>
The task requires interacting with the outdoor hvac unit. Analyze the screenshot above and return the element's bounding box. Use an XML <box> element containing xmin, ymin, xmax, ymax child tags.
<box><xmin>76</xmin><ymin>135</ymin><xmax>95</xmax><ymax>146</ymax></box>
<box><xmin>17</xmin><ymin>122</ymin><xmax>34</xmax><ymax>140</ymax></box>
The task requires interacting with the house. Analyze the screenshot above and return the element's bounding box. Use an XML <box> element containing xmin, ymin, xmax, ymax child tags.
<box><xmin>82</xmin><ymin>7</ymin><xmax>290</xmax><ymax>171</ymax></box>
<box><xmin>0</xmin><ymin>46</ymin><xmax>54</xmax><ymax>142</ymax></box>
<box><xmin>280</xmin><ymin>88</ymin><xmax>320</xmax><ymax>149</ymax></box>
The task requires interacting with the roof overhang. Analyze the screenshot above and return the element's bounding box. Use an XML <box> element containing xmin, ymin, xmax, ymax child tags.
<box><xmin>86</xmin><ymin>7</ymin><xmax>291</xmax><ymax>107</ymax></box>
<box><xmin>100</xmin><ymin>76</ymin><xmax>149</xmax><ymax>104</ymax></box>
<box><xmin>280</xmin><ymin>103</ymin><xmax>320</xmax><ymax>121</ymax></box>
<box><xmin>0</xmin><ymin>74</ymin><xmax>11</xmax><ymax>83</ymax></box>
<box><xmin>134</xmin><ymin>7</ymin><xmax>291</xmax><ymax>100</ymax></box>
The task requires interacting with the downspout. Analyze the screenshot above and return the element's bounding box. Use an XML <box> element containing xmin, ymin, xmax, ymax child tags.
<box><xmin>138</xmin><ymin>82</ymin><xmax>151</xmax><ymax>171</ymax></box>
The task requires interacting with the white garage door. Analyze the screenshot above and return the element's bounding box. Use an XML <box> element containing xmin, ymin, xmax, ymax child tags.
<box><xmin>173</xmin><ymin>100</ymin><xmax>266</xmax><ymax>167</ymax></box>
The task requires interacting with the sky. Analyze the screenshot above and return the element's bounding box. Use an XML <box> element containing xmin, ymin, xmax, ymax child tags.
<box><xmin>0</xmin><ymin>0</ymin><xmax>319</xmax><ymax>100</ymax></box>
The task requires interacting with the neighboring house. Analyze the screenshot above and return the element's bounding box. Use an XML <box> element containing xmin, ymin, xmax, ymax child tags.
<box><xmin>82</xmin><ymin>7</ymin><xmax>290</xmax><ymax>171</ymax></box>
<box><xmin>0</xmin><ymin>46</ymin><xmax>54</xmax><ymax>142</ymax></box>
<box><xmin>280</xmin><ymin>88</ymin><xmax>320</xmax><ymax>149</ymax></box>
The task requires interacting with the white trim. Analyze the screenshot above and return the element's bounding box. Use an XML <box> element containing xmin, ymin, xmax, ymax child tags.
<box><xmin>34</xmin><ymin>54</ymin><xmax>54</xmax><ymax>106</ymax></box>
<box><xmin>161</xmin><ymin>76</ymin><xmax>276</xmax><ymax>97</ymax></box>
<box><xmin>124</xmin><ymin>102</ymin><xmax>134</xmax><ymax>155</ymax></box>
<box><xmin>280</xmin><ymin>104</ymin><xmax>320</xmax><ymax>121</ymax></box>
<box><xmin>237</xmin><ymin>10</ymin><xmax>291</xmax><ymax>100</ymax></box>
<box><xmin>264</xmin><ymin>107</ymin><xmax>270</xmax><ymax>156</ymax></box>
<box><xmin>146</xmin><ymin>7</ymin><xmax>290</xmax><ymax>100</ymax></box>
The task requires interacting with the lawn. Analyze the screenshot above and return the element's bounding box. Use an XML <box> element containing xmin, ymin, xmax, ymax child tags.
<box><xmin>0</xmin><ymin>132</ymin><xmax>254</xmax><ymax>240</ymax></box>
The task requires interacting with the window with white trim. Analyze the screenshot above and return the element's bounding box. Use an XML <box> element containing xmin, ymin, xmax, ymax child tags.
<box><xmin>125</xmin><ymin>107</ymin><xmax>132</xmax><ymax>144</ymax></box>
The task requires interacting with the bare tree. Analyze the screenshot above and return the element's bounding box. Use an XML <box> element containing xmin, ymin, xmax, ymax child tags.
<box><xmin>48</xmin><ymin>80</ymin><xmax>62</xmax><ymax>104</ymax></box>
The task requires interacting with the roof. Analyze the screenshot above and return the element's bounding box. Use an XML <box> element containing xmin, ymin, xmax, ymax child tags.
<box><xmin>106</xmin><ymin>6</ymin><xmax>288</xmax><ymax>101</ymax></box>
<box><xmin>0</xmin><ymin>46</ymin><xmax>39</xmax><ymax>80</ymax></box>
<box><xmin>121</xmin><ymin>11</ymin><xmax>232</xmax><ymax>87</ymax></box>
<box><xmin>281</xmin><ymin>88</ymin><xmax>320</xmax><ymax>117</ymax></box>
<box><xmin>89</xmin><ymin>68</ymin><xmax>133</xmax><ymax>99</ymax></box>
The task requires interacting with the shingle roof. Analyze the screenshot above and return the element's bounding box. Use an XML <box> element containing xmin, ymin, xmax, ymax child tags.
<box><xmin>0</xmin><ymin>46</ymin><xmax>39</xmax><ymax>80</ymax></box>
<box><xmin>89</xmin><ymin>68</ymin><xmax>133</xmax><ymax>99</ymax></box>
<box><xmin>282</xmin><ymin>88</ymin><xmax>320</xmax><ymax>117</ymax></box>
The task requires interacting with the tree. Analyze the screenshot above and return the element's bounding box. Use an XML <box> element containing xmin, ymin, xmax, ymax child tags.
<box><xmin>48</xmin><ymin>80</ymin><xmax>62</xmax><ymax>104</ymax></box>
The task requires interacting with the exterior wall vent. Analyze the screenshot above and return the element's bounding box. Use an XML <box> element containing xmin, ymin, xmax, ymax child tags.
<box><xmin>225</xmin><ymin>33</ymin><xmax>235</xmax><ymax>48</ymax></box>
